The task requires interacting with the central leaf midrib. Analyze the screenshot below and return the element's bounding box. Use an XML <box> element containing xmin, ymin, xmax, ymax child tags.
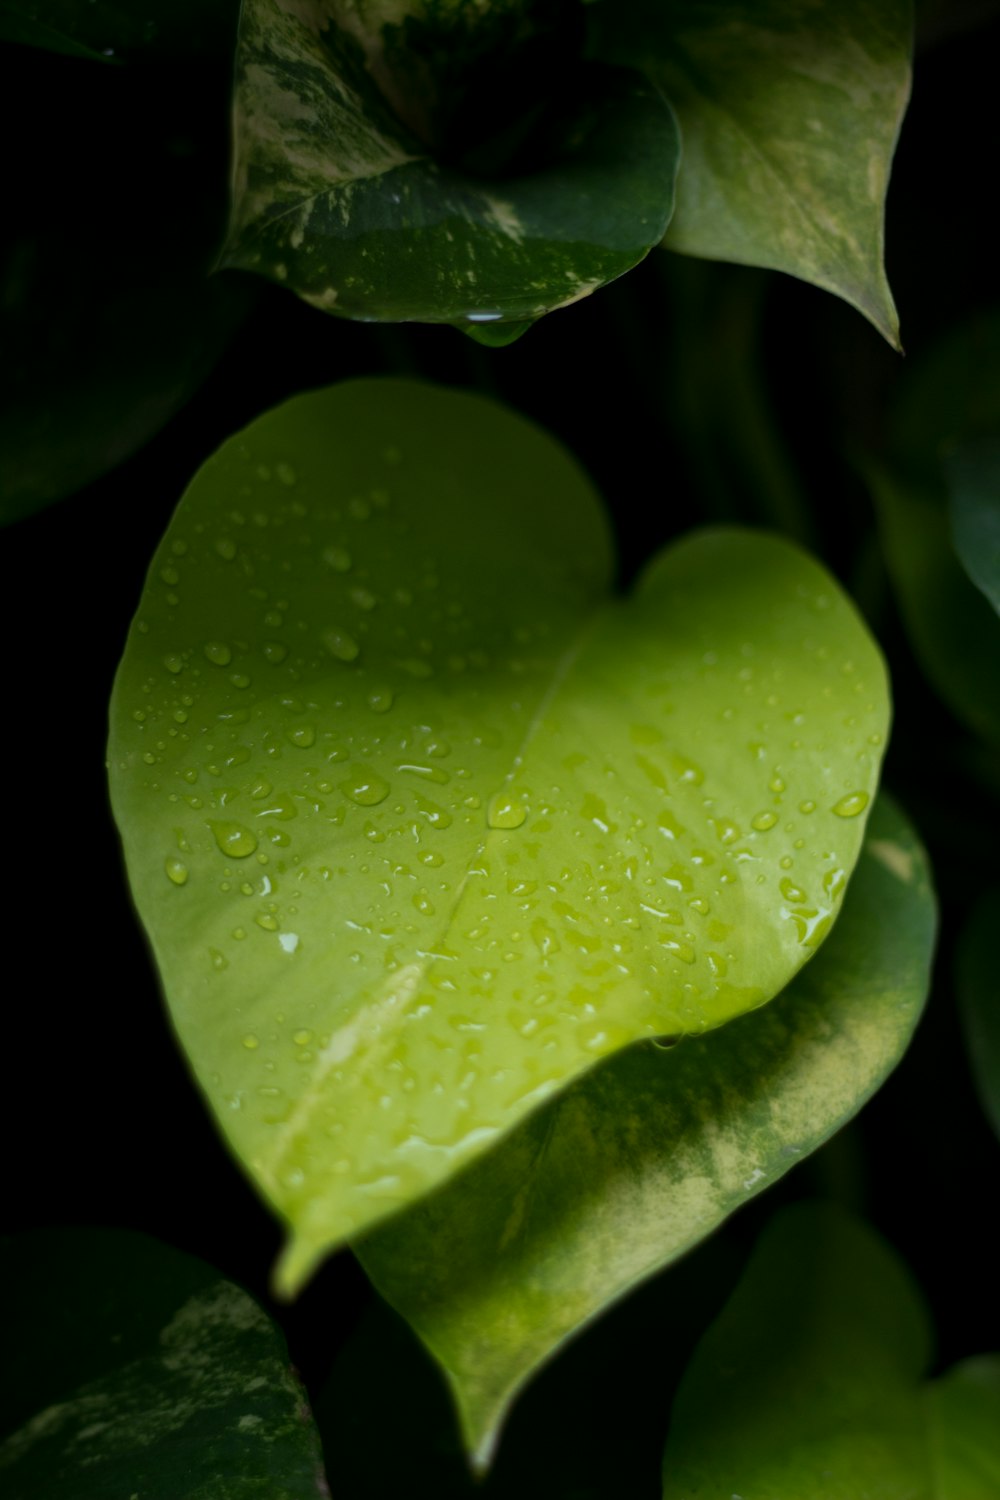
<box><xmin>263</xmin><ymin>598</ymin><xmax>613</xmax><ymax>1180</ymax></box>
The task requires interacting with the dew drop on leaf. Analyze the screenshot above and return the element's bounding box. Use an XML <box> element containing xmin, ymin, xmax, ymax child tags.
<box><xmin>210</xmin><ymin>821</ymin><xmax>259</xmax><ymax>858</ymax></box>
<box><xmin>833</xmin><ymin>791</ymin><xmax>870</xmax><ymax>818</ymax></box>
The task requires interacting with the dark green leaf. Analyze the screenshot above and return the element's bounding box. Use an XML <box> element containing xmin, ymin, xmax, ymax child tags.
<box><xmin>589</xmin><ymin>0</ymin><xmax>912</xmax><ymax>346</ymax></box>
<box><xmin>358</xmin><ymin>795</ymin><xmax>935</xmax><ymax>1467</ymax></box>
<box><xmin>662</xmin><ymin>1203</ymin><xmax>1000</xmax><ymax>1496</ymax></box>
<box><xmin>662</xmin><ymin>1202</ymin><xmax>932</xmax><ymax>1495</ymax></box>
<box><xmin>957</xmin><ymin>891</ymin><xmax>1000</xmax><ymax>1145</ymax></box>
<box><xmin>0</xmin><ymin>43</ymin><xmax>255</xmax><ymax>524</ymax></box>
<box><xmin>926</xmin><ymin>1358</ymin><xmax>1000</xmax><ymax>1495</ymax></box>
<box><xmin>869</xmin><ymin>463</ymin><xmax>1000</xmax><ymax>743</ymax></box>
<box><xmin>0</xmin><ymin>0</ymin><xmax>239</xmax><ymax>62</ymax></box>
<box><xmin>223</xmin><ymin>0</ymin><xmax>679</xmax><ymax>328</ymax></box>
<box><xmin>108</xmin><ymin>379</ymin><xmax>889</xmax><ymax>1297</ymax></box>
<box><xmin>947</xmin><ymin>441</ymin><xmax>1000</xmax><ymax>616</ymax></box>
<box><xmin>0</xmin><ymin>1230</ymin><xmax>326</xmax><ymax>1499</ymax></box>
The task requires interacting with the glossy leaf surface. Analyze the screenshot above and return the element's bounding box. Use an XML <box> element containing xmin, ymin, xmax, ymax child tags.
<box><xmin>109</xmin><ymin>379</ymin><xmax>888</xmax><ymax>1294</ymax></box>
<box><xmin>223</xmin><ymin>0</ymin><xmax>679</xmax><ymax>329</ymax></box>
<box><xmin>662</xmin><ymin>1202</ymin><xmax>1000</xmax><ymax>1496</ymax></box>
<box><xmin>358</xmin><ymin>795</ymin><xmax>935</xmax><ymax>1468</ymax></box>
<box><xmin>0</xmin><ymin>1230</ymin><xmax>326</xmax><ymax>1498</ymax></box>
<box><xmin>591</xmin><ymin>0</ymin><xmax>912</xmax><ymax>345</ymax></box>
<box><xmin>947</xmin><ymin>441</ymin><xmax>1000</xmax><ymax>616</ymax></box>
<box><xmin>957</xmin><ymin>891</ymin><xmax>1000</xmax><ymax>1144</ymax></box>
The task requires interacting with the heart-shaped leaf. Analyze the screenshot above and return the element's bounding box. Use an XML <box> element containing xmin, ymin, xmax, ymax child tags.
<box><xmin>661</xmin><ymin>1201</ymin><xmax>1000</xmax><ymax>1496</ymax></box>
<box><xmin>589</xmin><ymin>0</ymin><xmax>912</xmax><ymax>346</ymax></box>
<box><xmin>357</xmin><ymin>794</ymin><xmax>935</xmax><ymax>1469</ymax></box>
<box><xmin>108</xmin><ymin>379</ymin><xmax>889</xmax><ymax>1296</ymax></box>
<box><xmin>0</xmin><ymin>1229</ymin><xmax>326</xmax><ymax>1499</ymax></box>
<box><xmin>222</xmin><ymin>0</ymin><xmax>679</xmax><ymax>330</ymax></box>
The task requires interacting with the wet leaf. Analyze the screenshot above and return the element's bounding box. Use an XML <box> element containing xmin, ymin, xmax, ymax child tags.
<box><xmin>662</xmin><ymin>1202</ymin><xmax>1000</xmax><ymax>1496</ymax></box>
<box><xmin>590</xmin><ymin>0</ymin><xmax>912</xmax><ymax>346</ymax></box>
<box><xmin>358</xmin><ymin>795</ymin><xmax>935</xmax><ymax>1468</ymax></box>
<box><xmin>957</xmin><ymin>890</ymin><xmax>1000</xmax><ymax>1145</ymax></box>
<box><xmin>0</xmin><ymin>1229</ymin><xmax>326</xmax><ymax>1499</ymax></box>
<box><xmin>222</xmin><ymin>0</ymin><xmax>679</xmax><ymax>330</ymax></box>
<box><xmin>108</xmin><ymin>379</ymin><xmax>889</xmax><ymax>1296</ymax></box>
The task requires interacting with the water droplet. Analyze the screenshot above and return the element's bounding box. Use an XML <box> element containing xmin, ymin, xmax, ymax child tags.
<box><xmin>286</xmin><ymin>724</ymin><xmax>316</xmax><ymax>748</ymax></box>
<box><xmin>751</xmin><ymin>811</ymin><xmax>778</xmax><ymax>832</ymax></box>
<box><xmin>204</xmin><ymin>640</ymin><xmax>232</xmax><ymax>667</ymax></box>
<box><xmin>276</xmin><ymin>461</ymin><xmax>297</xmax><ymax>485</ymax></box>
<box><xmin>160</xmin><ymin>565</ymin><xmax>180</xmax><ymax>586</ymax></box>
<box><xmin>210</xmin><ymin>822</ymin><xmax>259</xmax><ymax>858</ymax></box>
<box><xmin>255</xmin><ymin>911</ymin><xmax>279</xmax><ymax>931</ymax></box>
<box><xmin>229</xmin><ymin>672</ymin><xmax>251</xmax><ymax>689</ymax></box>
<box><xmin>780</xmin><ymin>877</ymin><xmax>807</xmax><ymax>903</ymax></box>
<box><xmin>350</xmin><ymin>587</ymin><xmax>377</xmax><ymax>610</ymax></box>
<box><xmin>832</xmin><ymin>791</ymin><xmax>870</xmax><ymax>819</ymax></box>
<box><xmin>215</xmin><ymin>537</ymin><xmax>237</xmax><ymax>561</ymax></box>
<box><xmin>342</xmin><ymin>768</ymin><xmax>390</xmax><ymax>806</ymax></box>
<box><xmin>798</xmin><ymin>800</ymin><xmax>816</xmax><ymax>815</ymax></box>
<box><xmin>263</xmin><ymin>641</ymin><xmax>288</xmax><ymax>665</ymax></box>
<box><xmin>278</xmin><ymin>932</ymin><xmax>300</xmax><ymax>954</ymax></box>
<box><xmin>242</xmin><ymin>1033</ymin><xmax>260</xmax><ymax>1050</ymax></box>
<box><xmin>323</xmin><ymin>626</ymin><xmax>360</xmax><ymax>662</ymax></box>
<box><xmin>487</xmin><ymin>793</ymin><xmax>527</xmax><ymax>830</ymax></box>
<box><xmin>415</xmin><ymin>794</ymin><xmax>452</xmax><ymax>829</ymax></box>
<box><xmin>165</xmin><ymin>857</ymin><xmax>189</xmax><ymax>885</ymax></box>
<box><xmin>367</xmin><ymin>687</ymin><xmax>394</xmax><ymax>713</ymax></box>
<box><xmin>768</xmin><ymin>774</ymin><xmax>786</xmax><ymax>794</ymax></box>
<box><xmin>163</xmin><ymin>653</ymin><xmax>184</xmax><ymax>675</ymax></box>
<box><xmin>322</xmin><ymin>546</ymin><xmax>351</xmax><ymax>572</ymax></box>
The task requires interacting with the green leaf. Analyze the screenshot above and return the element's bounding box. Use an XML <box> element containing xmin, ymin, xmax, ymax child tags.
<box><xmin>589</xmin><ymin>0</ymin><xmax>913</xmax><ymax>346</ymax></box>
<box><xmin>926</xmin><ymin>1358</ymin><xmax>1000</xmax><ymax>1496</ymax></box>
<box><xmin>661</xmin><ymin>1202</ymin><xmax>934</xmax><ymax>1495</ymax></box>
<box><xmin>357</xmin><ymin>794</ymin><xmax>935</xmax><ymax>1469</ymax></box>
<box><xmin>662</xmin><ymin>1203</ymin><xmax>1000</xmax><ymax>1496</ymax></box>
<box><xmin>868</xmin><ymin>464</ymin><xmax>1000</xmax><ymax>745</ymax></box>
<box><xmin>957</xmin><ymin>891</ymin><xmax>1000</xmax><ymax>1145</ymax></box>
<box><xmin>222</xmin><ymin>0</ymin><xmax>679</xmax><ymax>328</ymax></box>
<box><xmin>0</xmin><ymin>0</ymin><xmax>239</xmax><ymax>62</ymax></box>
<box><xmin>0</xmin><ymin>45</ymin><xmax>255</xmax><ymax>524</ymax></box>
<box><xmin>947</xmin><ymin>441</ymin><xmax>1000</xmax><ymax>616</ymax></box>
<box><xmin>0</xmin><ymin>1229</ymin><xmax>326</xmax><ymax>1499</ymax></box>
<box><xmin>108</xmin><ymin>378</ymin><xmax>889</xmax><ymax>1297</ymax></box>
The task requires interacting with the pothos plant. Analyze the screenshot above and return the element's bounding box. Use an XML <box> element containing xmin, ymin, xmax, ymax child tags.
<box><xmin>2</xmin><ymin>1</ymin><xmax>999</xmax><ymax>1496</ymax></box>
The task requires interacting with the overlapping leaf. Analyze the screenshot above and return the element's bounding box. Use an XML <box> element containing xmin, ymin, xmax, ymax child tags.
<box><xmin>358</xmin><ymin>795</ymin><xmax>935</xmax><ymax>1468</ymax></box>
<box><xmin>109</xmin><ymin>379</ymin><xmax>888</xmax><ymax>1298</ymax></box>
<box><xmin>590</xmin><ymin>0</ymin><xmax>913</xmax><ymax>345</ymax></box>
<box><xmin>0</xmin><ymin>1230</ymin><xmax>326</xmax><ymax>1499</ymax></box>
<box><xmin>869</xmin><ymin>310</ymin><xmax>1000</xmax><ymax>743</ymax></box>
<box><xmin>662</xmin><ymin>1202</ymin><xmax>1000</xmax><ymax>1496</ymax></box>
<box><xmin>222</xmin><ymin>0</ymin><xmax>679</xmax><ymax>329</ymax></box>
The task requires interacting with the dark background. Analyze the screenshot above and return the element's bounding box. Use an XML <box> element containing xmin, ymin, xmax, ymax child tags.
<box><xmin>2</xmin><ymin>7</ymin><xmax>999</xmax><ymax>1494</ymax></box>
